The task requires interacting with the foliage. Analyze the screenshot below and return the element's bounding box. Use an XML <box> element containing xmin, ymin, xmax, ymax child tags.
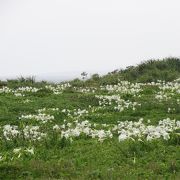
<box><xmin>89</xmin><ymin>57</ymin><xmax>180</xmax><ymax>85</ymax></box>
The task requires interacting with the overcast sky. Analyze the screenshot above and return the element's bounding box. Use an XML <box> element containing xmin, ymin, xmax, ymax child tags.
<box><xmin>0</xmin><ymin>0</ymin><xmax>180</xmax><ymax>79</ymax></box>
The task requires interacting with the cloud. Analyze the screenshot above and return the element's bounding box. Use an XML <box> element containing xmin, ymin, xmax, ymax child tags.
<box><xmin>0</xmin><ymin>0</ymin><xmax>180</xmax><ymax>77</ymax></box>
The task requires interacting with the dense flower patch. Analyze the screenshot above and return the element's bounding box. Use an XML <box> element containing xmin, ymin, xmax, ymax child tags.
<box><xmin>0</xmin><ymin>79</ymin><xmax>179</xmax><ymax>165</ymax></box>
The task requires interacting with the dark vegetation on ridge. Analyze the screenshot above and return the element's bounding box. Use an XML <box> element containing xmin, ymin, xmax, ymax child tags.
<box><xmin>71</xmin><ymin>57</ymin><xmax>180</xmax><ymax>87</ymax></box>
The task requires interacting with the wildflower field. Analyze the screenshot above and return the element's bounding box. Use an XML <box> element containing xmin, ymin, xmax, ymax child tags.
<box><xmin>0</xmin><ymin>59</ymin><xmax>180</xmax><ymax>179</ymax></box>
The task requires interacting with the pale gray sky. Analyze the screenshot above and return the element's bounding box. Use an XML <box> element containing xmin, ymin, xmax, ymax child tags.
<box><xmin>0</xmin><ymin>0</ymin><xmax>180</xmax><ymax>79</ymax></box>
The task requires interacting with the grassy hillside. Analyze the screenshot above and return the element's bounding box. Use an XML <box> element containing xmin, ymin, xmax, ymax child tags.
<box><xmin>81</xmin><ymin>57</ymin><xmax>180</xmax><ymax>86</ymax></box>
<box><xmin>0</xmin><ymin>58</ymin><xmax>180</xmax><ymax>179</ymax></box>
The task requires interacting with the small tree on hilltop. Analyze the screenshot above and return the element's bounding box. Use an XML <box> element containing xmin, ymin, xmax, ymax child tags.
<box><xmin>81</xmin><ymin>72</ymin><xmax>88</xmax><ymax>80</ymax></box>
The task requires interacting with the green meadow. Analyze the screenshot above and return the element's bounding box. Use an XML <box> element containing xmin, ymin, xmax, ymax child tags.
<box><xmin>0</xmin><ymin>58</ymin><xmax>180</xmax><ymax>179</ymax></box>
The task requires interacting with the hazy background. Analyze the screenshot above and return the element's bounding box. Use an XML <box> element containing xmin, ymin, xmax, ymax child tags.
<box><xmin>0</xmin><ymin>0</ymin><xmax>180</xmax><ymax>81</ymax></box>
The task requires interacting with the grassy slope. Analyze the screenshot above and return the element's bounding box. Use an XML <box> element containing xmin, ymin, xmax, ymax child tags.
<box><xmin>0</xmin><ymin>58</ymin><xmax>180</xmax><ymax>179</ymax></box>
<box><xmin>82</xmin><ymin>57</ymin><xmax>180</xmax><ymax>86</ymax></box>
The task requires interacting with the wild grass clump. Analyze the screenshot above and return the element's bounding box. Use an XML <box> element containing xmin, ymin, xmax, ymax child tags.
<box><xmin>86</xmin><ymin>57</ymin><xmax>180</xmax><ymax>86</ymax></box>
